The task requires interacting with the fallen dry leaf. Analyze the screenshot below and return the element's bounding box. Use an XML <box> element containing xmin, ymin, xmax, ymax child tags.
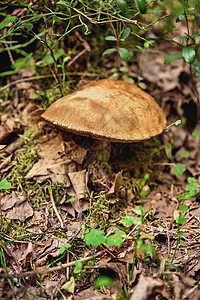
<box><xmin>38</xmin><ymin>134</ymin><xmax>64</xmax><ymax>159</ymax></box>
<box><xmin>0</xmin><ymin>125</ymin><xmax>10</xmax><ymax>143</ymax></box>
<box><xmin>75</xmin><ymin>287</ymin><xmax>110</xmax><ymax>300</ymax></box>
<box><xmin>21</xmin><ymin>103</ymin><xmax>44</xmax><ymax>127</ymax></box>
<box><xmin>1</xmin><ymin>191</ymin><xmax>33</xmax><ymax>222</ymax></box>
<box><xmin>44</xmin><ymin>274</ymin><xmax>66</xmax><ymax>298</ymax></box>
<box><xmin>68</xmin><ymin>169</ymin><xmax>89</xmax><ymax>212</ymax></box>
<box><xmin>35</xmin><ymin>236</ymin><xmax>68</xmax><ymax>266</ymax></box>
<box><xmin>63</xmin><ymin>140</ymin><xmax>88</xmax><ymax>164</ymax></box>
<box><xmin>5</xmin><ymin>242</ymin><xmax>35</xmax><ymax>266</ymax></box>
<box><xmin>108</xmin><ymin>171</ymin><xmax>124</xmax><ymax>195</ymax></box>
<box><xmin>25</xmin><ymin>158</ymin><xmax>71</xmax><ymax>185</ymax></box>
<box><xmin>140</xmin><ymin>52</ymin><xmax>186</xmax><ymax>92</ymax></box>
<box><xmin>130</xmin><ymin>274</ymin><xmax>165</xmax><ymax>300</ymax></box>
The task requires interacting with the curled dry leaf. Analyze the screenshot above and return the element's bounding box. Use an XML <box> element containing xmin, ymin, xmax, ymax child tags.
<box><xmin>38</xmin><ymin>134</ymin><xmax>64</xmax><ymax>159</ymax></box>
<box><xmin>0</xmin><ymin>125</ymin><xmax>10</xmax><ymax>143</ymax></box>
<box><xmin>21</xmin><ymin>103</ymin><xmax>44</xmax><ymax>127</ymax></box>
<box><xmin>108</xmin><ymin>171</ymin><xmax>124</xmax><ymax>195</ymax></box>
<box><xmin>68</xmin><ymin>169</ymin><xmax>89</xmax><ymax>212</ymax></box>
<box><xmin>130</xmin><ymin>274</ymin><xmax>165</xmax><ymax>300</ymax></box>
<box><xmin>25</xmin><ymin>158</ymin><xmax>71</xmax><ymax>185</ymax></box>
<box><xmin>35</xmin><ymin>236</ymin><xmax>68</xmax><ymax>266</ymax></box>
<box><xmin>140</xmin><ymin>52</ymin><xmax>186</xmax><ymax>92</ymax></box>
<box><xmin>5</xmin><ymin>242</ymin><xmax>35</xmax><ymax>267</ymax></box>
<box><xmin>1</xmin><ymin>191</ymin><xmax>33</xmax><ymax>222</ymax></box>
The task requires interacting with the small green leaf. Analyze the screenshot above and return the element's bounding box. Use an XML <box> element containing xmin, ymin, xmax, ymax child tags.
<box><xmin>180</xmin><ymin>204</ymin><xmax>188</xmax><ymax>212</ymax></box>
<box><xmin>63</xmin><ymin>56</ymin><xmax>70</xmax><ymax>63</ymax></box>
<box><xmin>118</xmin><ymin>48</ymin><xmax>131</xmax><ymax>62</ymax></box>
<box><xmin>74</xmin><ymin>261</ymin><xmax>82</xmax><ymax>274</ymax></box>
<box><xmin>176</xmin><ymin>214</ymin><xmax>186</xmax><ymax>225</ymax></box>
<box><xmin>59</xmin><ymin>243</ymin><xmax>71</xmax><ymax>254</ymax></box>
<box><xmin>187</xmin><ymin>177</ymin><xmax>195</xmax><ymax>183</ymax></box>
<box><xmin>105</xmin><ymin>35</ymin><xmax>117</xmax><ymax>41</ymax></box>
<box><xmin>177</xmin><ymin>231</ymin><xmax>184</xmax><ymax>238</ymax></box>
<box><xmin>120</xmin><ymin>27</ymin><xmax>131</xmax><ymax>41</ymax></box>
<box><xmin>22</xmin><ymin>22</ymin><xmax>33</xmax><ymax>30</ymax></box>
<box><xmin>0</xmin><ymin>70</ymin><xmax>19</xmax><ymax>77</ymax></box>
<box><xmin>186</xmin><ymin>182</ymin><xmax>200</xmax><ymax>192</ymax></box>
<box><xmin>41</xmin><ymin>49</ymin><xmax>64</xmax><ymax>64</ymax></box>
<box><xmin>93</xmin><ymin>276</ymin><xmax>114</xmax><ymax>289</ymax></box>
<box><xmin>116</xmin><ymin>0</ymin><xmax>128</xmax><ymax>13</ymax></box>
<box><xmin>192</xmin><ymin>129</ymin><xmax>200</xmax><ymax>138</ymax></box>
<box><xmin>85</xmin><ymin>229</ymin><xmax>105</xmax><ymax>247</ymax></box>
<box><xmin>134</xmin><ymin>0</ymin><xmax>147</xmax><ymax>14</ymax></box>
<box><xmin>176</xmin><ymin>15</ymin><xmax>184</xmax><ymax>22</ymax></box>
<box><xmin>120</xmin><ymin>216</ymin><xmax>141</xmax><ymax>227</ymax></box>
<box><xmin>0</xmin><ymin>179</ymin><xmax>11</xmax><ymax>190</ymax></box>
<box><xmin>0</xmin><ymin>16</ymin><xmax>17</xmax><ymax>30</ymax></box>
<box><xmin>141</xmin><ymin>173</ymin><xmax>149</xmax><ymax>189</ymax></box>
<box><xmin>144</xmin><ymin>41</ymin><xmax>150</xmax><ymax>48</ymax></box>
<box><xmin>173</xmin><ymin>163</ymin><xmax>186</xmax><ymax>176</ymax></box>
<box><xmin>179</xmin><ymin>191</ymin><xmax>196</xmax><ymax>200</ymax></box>
<box><xmin>179</xmin><ymin>239</ymin><xmax>186</xmax><ymax>246</ymax></box>
<box><xmin>192</xmin><ymin>61</ymin><xmax>200</xmax><ymax>74</ymax></box>
<box><xmin>192</xmin><ymin>32</ymin><xmax>200</xmax><ymax>39</ymax></box>
<box><xmin>182</xmin><ymin>46</ymin><xmax>196</xmax><ymax>64</ymax></box>
<box><xmin>173</xmin><ymin>6</ymin><xmax>184</xmax><ymax>17</ymax></box>
<box><xmin>135</xmin><ymin>206</ymin><xmax>143</xmax><ymax>216</ymax></box>
<box><xmin>102</xmin><ymin>48</ymin><xmax>117</xmax><ymax>56</ymax></box>
<box><xmin>119</xmin><ymin>66</ymin><xmax>128</xmax><ymax>73</ymax></box>
<box><xmin>106</xmin><ymin>230</ymin><xmax>126</xmax><ymax>246</ymax></box>
<box><xmin>175</xmin><ymin>119</ymin><xmax>182</xmax><ymax>126</ymax></box>
<box><xmin>187</xmin><ymin>7</ymin><xmax>195</xmax><ymax>12</ymax></box>
<box><xmin>180</xmin><ymin>36</ymin><xmax>187</xmax><ymax>44</ymax></box>
<box><xmin>164</xmin><ymin>53</ymin><xmax>183</xmax><ymax>64</ymax></box>
<box><xmin>165</xmin><ymin>143</ymin><xmax>172</xmax><ymax>158</ymax></box>
<box><xmin>180</xmin><ymin>151</ymin><xmax>190</xmax><ymax>158</ymax></box>
<box><xmin>121</xmin><ymin>216</ymin><xmax>134</xmax><ymax>227</ymax></box>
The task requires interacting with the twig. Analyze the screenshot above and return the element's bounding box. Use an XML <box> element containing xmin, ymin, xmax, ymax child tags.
<box><xmin>49</xmin><ymin>188</ymin><xmax>64</xmax><ymax>229</ymax></box>
<box><xmin>0</xmin><ymin>250</ymin><xmax>105</xmax><ymax>279</ymax></box>
<box><xmin>0</xmin><ymin>73</ymin><xmax>100</xmax><ymax>92</ymax></box>
<box><xmin>63</xmin><ymin>4</ymin><xmax>137</xmax><ymax>25</ymax></box>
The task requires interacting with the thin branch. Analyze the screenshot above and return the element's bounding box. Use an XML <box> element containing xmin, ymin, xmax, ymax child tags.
<box><xmin>49</xmin><ymin>187</ymin><xmax>64</xmax><ymax>229</ymax></box>
<box><xmin>0</xmin><ymin>72</ymin><xmax>100</xmax><ymax>92</ymax></box>
<box><xmin>0</xmin><ymin>250</ymin><xmax>105</xmax><ymax>279</ymax></box>
<box><xmin>63</xmin><ymin>4</ymin><xmax>137</xmax><ymax>24</ymax></box>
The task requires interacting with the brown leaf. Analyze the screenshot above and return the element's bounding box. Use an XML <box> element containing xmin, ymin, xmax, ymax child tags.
<box><xmin>63</xmin><ymin>140</ymin><xmax>87</xmax><ymax>164</ymax></box>
<box><xmin>108</xmin><ymin>171</ymin><xmax>124</xmax><ymax>194</ymax></box>
<box><xmin>68</xmin><ymin>170</ymin><xmax>89</xmax><ymax>212</ymax></box>
<box><xmin>0</xmin><ymin>125</ymin><xmax>10</xmax><ymax>143</ymax></box>
<box><xmin>38</xmin><ymin>134</ymin><xmax>64</xmax><ymax>159</ymax></box>
<box><xmin>25</xmin><ymin>158</ymin><xmax>71</xmax><ymax>185</ymax></box>
<box><xmin>75</xmin><ymin>287</ymin><xmax>110</xmax><ymax>300</ymax></box>
<box><xmin>9</xmin><ymin>242</ymin><xmax>35</xmax><ymax>266</ymax></box>
<box><xmin>140</xmin><ymin>52</ymin><xmax>186</xmax><ymax>92</ymax></box>
<box><xmin>21</xmin><ymin>103</ymin><xmax>44</xmax><ymax>126</ymax></box>
<box><xmin>130</xmin><ymin>274</ymin><xmax>164</xmax><ymax>300</ymax></box>
<box><xmin>1</xmin><ymin>191</ymin><xmax>33</xmax><ymax>222</ymax></box>
<box><xmin>35</xmin><ymin>236</ymin><xmax>68</xmax><ymax>266</ymax></box>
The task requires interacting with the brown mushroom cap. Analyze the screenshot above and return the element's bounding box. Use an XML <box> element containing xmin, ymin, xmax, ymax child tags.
<box><xmin>41</xmin><ymin>79</ymin><xmax>166</xmax><ymax>142</ymax></box>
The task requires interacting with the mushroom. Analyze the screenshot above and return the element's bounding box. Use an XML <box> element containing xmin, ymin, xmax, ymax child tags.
<box><xmin>41</xmin><ymin>79</ymin><xmax>166</xmax><ymax>161</ymax></box>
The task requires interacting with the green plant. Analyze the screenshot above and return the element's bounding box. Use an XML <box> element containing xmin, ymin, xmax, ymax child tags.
<box><xmin>0</xmin><ymin>179</ymin><xmax>11</xmax><ymax>190</ymax></box>
<box><xmin>84</xmin><ymin>173</ymin><xmax>155</xmax><ymax>286</ymax></box>
<box><xmin>170</xmin><ymin>128</ymin><xmax>200</xmax><ymax>263</ymax></box>
<box><xmin>171</xmin><ymin>177</ymin><xmax>200</xmax><ymax>264</ymax></box>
